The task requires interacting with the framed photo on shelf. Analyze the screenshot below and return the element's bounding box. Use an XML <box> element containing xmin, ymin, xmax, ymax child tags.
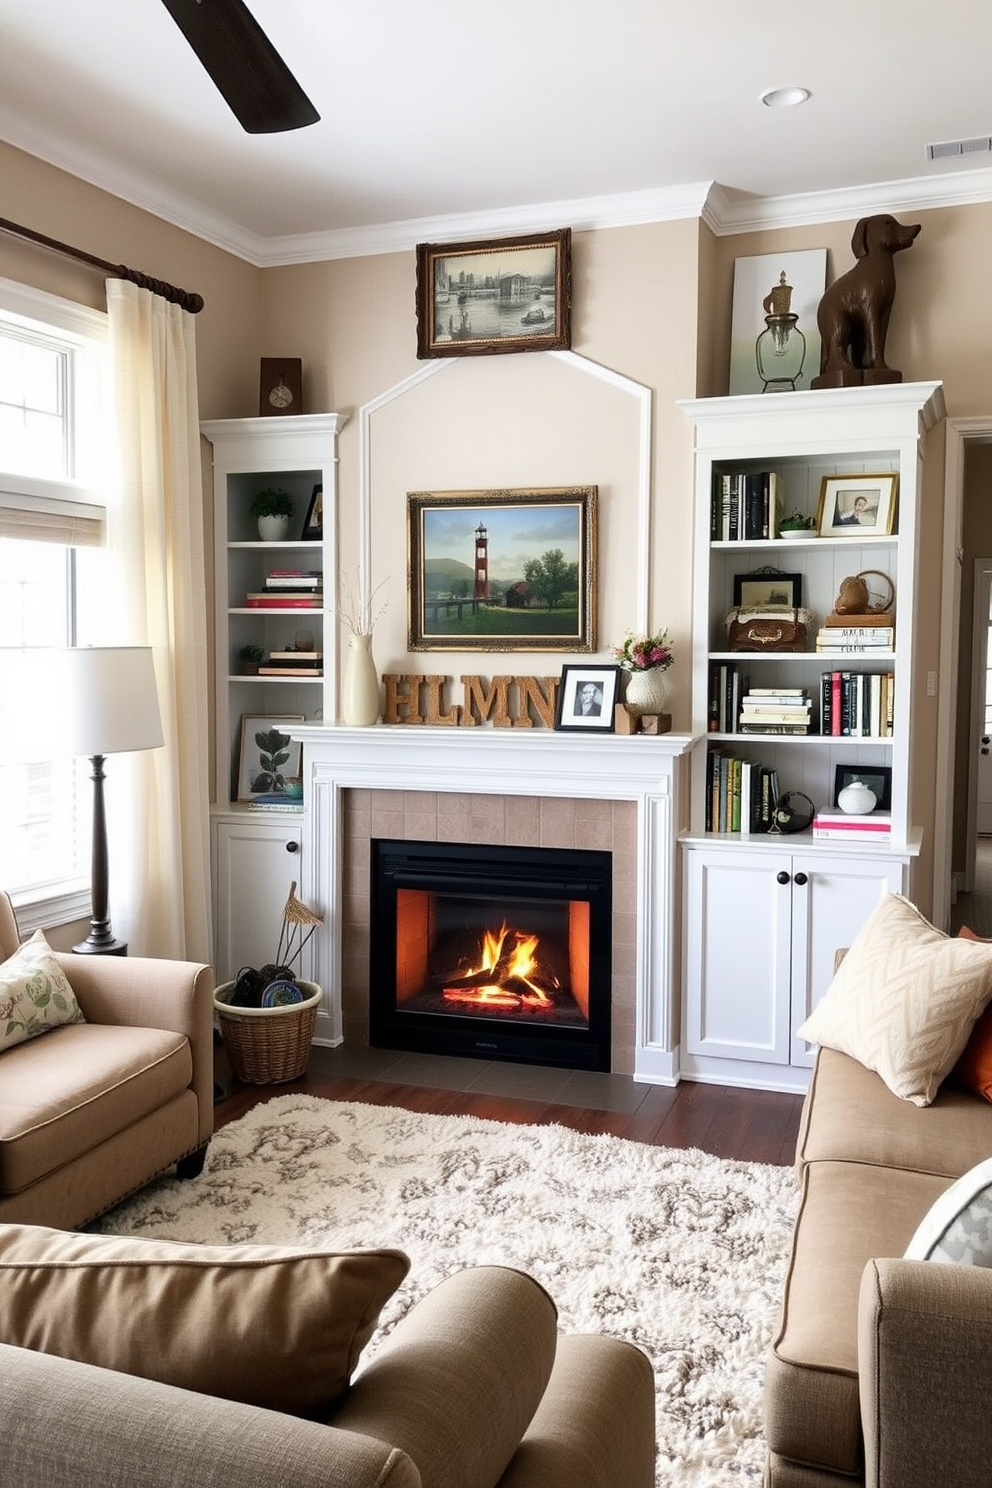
<box><xmin>406</xmin><ymin>485</ymin><xmax>597</xmax><ymax>652</ymax></box>
<box><xmin>554</xmin><ymin>665</ymin><xmax>622</xmax><ymax>732</ymax></box>
<box><xmin>817</xmin><ymin>474</ymin><xmax>898</xmax><ymax>537</ymax></box>
<box><xmin>415</xmin><ymin>228</ymin><xmax>571</xmax><ymax>358</ymax></box>
<box><xmin>301</xmin><ymin>484</ymin><xmax>322</xmax><ymax>540</ymax></box>
<box><xmin>237</xmin><ymin>715</ymin><xmax>304</xmax><ymax>802</ymax></box>
<box><xmin>732</xmin><ymin>570</ymin><xmax>802</xmax><ymax>608</ymax></box>
<box><xmin>833</xmin><ymin>763</ymin><xmax>892</xmax><ymax>812</ymax></box>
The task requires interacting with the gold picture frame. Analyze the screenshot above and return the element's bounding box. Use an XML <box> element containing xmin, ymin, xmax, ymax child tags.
<box><xmin>407</xmin><ymin>486</ymin><xmax>597</xmax><ymax>652</ymax></box>
<box><xmin>816</xmin><ymin>473</ymin><xmax>898</xmax><ymax>537</ymax></box>
<box><xmin>415</xmin><ymin>229</ymin><xmax>571</xmax><ymax>358</ymax></box>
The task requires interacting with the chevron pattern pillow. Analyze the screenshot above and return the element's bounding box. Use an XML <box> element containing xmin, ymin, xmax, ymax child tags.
<box><xmin>797</xmin><ymin>893</ymin><xmax>992</xmax><ymax>1106</ymax></box>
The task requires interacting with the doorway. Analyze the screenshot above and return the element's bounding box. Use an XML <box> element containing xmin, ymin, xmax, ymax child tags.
<box><xmin>942</xmin><ymin>430</ymin><xmax>992</xmax><ymax>933</ymax></box>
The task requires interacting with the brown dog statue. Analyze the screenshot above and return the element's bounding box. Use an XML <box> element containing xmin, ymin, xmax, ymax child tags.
<box><xmin>812</xmin><ymin>214</ymin><xmax>920</xmax><ymax>389</ymax></box>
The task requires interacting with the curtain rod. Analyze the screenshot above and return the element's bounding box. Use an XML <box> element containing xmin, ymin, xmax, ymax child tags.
<box><xmin>0</xmin><ymin>215</ymin><xmax>204</xmax><ymax>314</ymax></box>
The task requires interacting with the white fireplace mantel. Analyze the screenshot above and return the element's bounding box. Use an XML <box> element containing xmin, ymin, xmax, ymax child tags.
<box><xmin>293</xmin><ymin>724</ymin><xmax>694</xmax><ymax>1085</ymax></box>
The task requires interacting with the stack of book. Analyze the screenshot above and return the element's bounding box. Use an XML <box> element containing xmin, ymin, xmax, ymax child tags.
<box><xmin>819</xmin><ymin>670</ymin><xmax>894</xmax><ymax>736</ymax></box>
<box><xmin>245</xmin><ymin>569</ymin><xmax>323</xmax><ymax>609</ymax></box>
<box><xmin>706</xmin><ymin>749</ymin><xmax>780</xmax><ymax>834</ymax></box>
<box><xmin>710</xmin><ymin>469</ymin><xmax>783</xmax><ymax>541</ymax></box>
<box><xmin>257</xmin><ymin>650</ymin><xmax>323</xmax><ymax>677</ymax></box>
<box><xmin>246</xmin><ymin>792</ymin><xmax>305</xmax><ymax>813</ymax></box>
<box><xmin>707</xmin><ymin>661</ymin><xmax>743</xmax><ymax>733</ymax></box>
<box><xmin>816</xmin><ymin>622</ymin><xmax>894</xmax><ymax>654</ymax></box>
<box><xmin>812</xmin><ymin>809</ymin><xmax>891</xmax><ymax>843</ymax></box>
<box><xmin>738</xmin><ymin>687</ymin><xmax>812</xmax><ymax>735</ymax></box>
<box><xmin>704</xmin><ymin>749</ymin><xmax>785</xmax><ymax>833</ymax></box>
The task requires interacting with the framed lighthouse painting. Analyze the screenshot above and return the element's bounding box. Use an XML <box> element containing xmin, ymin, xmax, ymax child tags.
<box><xmin>406</xmin><ymin>486</ymin><xmax>598</xmax><ymax>652</ymax></box>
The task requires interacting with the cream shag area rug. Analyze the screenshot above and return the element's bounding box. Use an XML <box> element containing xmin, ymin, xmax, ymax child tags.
<box><xmin>94</xmin><ymin>1094</ymin><xmax>798</xmax><ymax>1486</ymax></box>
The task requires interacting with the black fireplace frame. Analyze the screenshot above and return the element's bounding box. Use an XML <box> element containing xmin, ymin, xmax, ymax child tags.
<box><xmin>369</xmin><ymin>838</ymin><xmax>612</xmax><ymax>1071</ymax></box>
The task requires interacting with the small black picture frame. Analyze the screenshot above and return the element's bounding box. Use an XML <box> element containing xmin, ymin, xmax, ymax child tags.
<box><xmin>301</xmin><ymin>484</ymin><xmax>322</xmax><ymax>541</ymax></box>
<box><xmin>732</xmin><ymin>570</ymin><xmax>802</xmax><ymax>608</ymax></box>
<box><xmin>554</xmin><ymin>664</ymin><xmax>622</xmax><ymax>732</ymax></box>
<box><xmin>833</xmin><ymin>763</ymin><xmax>892</xmax><ymax>812</ymax></box>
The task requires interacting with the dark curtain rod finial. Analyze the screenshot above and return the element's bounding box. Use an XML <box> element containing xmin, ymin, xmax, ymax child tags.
<box><xmin>0</xmin><ymin>215</ymin><xmax>204</xmax><ymax>314</ymax></box>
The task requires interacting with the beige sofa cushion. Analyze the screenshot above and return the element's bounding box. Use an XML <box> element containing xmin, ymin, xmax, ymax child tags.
<box><xmin>0</xmin><ymin>931</ymin><xmax>84</xmax><ymax>1051</ymax></box>
<box><xmin>796</xmin><ymin>1048</ymin><xmax>992</xmax><ymax>1180</ymax></box>
<box><xmin>0</xmin><ymin>1224</ymin><xmax>409</xmax><ymax>1411</ymax></box>
<box><xmin>797</xmin><ymin>894</ymin><xmax>992</xmax><ymax>1105</ymax></box>
<box><xmin>765</xmin><ymin>1159</ymin><xmax>949</xmax><ymax>1477</ymax></box>
<box><xmin>0</xmin><ymin>1024</ymin><xmax>193</xmax><ymax>1193</ymax></box>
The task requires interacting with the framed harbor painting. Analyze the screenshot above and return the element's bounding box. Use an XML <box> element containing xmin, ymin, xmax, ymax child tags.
<box><xmin>415</xmin><ymin>229</ymin><xmax>571</xmax><ymax>358</ymax></box>
<box><xmin>407</xmin><ymin>486</ymin><xmax>596</xmax><ymax>651</ymax></box>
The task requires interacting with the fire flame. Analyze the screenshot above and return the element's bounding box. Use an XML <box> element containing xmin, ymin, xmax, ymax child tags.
<box><xmin>443</xmin><ymin>921</ymin><xmax>558</xmax><ymax>1008</ymax></box>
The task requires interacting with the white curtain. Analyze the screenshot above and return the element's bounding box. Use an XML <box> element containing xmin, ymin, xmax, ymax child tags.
<box><xmin>103</xmin><ymin>279</ymin><xmax>211</xmax><ymax>962</ymax></box>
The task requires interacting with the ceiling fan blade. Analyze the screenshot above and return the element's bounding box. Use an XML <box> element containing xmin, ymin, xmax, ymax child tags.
<box><xmin>160</xmin><ymin>0</ymin><xmax>319</xmax><ymax>134</ymax></box>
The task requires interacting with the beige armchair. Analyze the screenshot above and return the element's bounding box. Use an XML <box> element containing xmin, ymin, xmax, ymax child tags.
<box><xmin>0</xmin><ymin>891</ymin><xmax>214</xmax><ymax>1229</ymax></box>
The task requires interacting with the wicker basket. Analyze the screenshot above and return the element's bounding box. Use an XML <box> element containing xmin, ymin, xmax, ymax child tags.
<box><xmin>213</xmin><ymin>980</ymin><xmax>321</xmax><ymax>1085</ymax></box>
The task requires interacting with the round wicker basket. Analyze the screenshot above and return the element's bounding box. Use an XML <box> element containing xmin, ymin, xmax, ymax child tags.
<box><xmin>213</xmin><ymin>979</ymin><xmax>321</xmax><ymax>1085</ymax></box>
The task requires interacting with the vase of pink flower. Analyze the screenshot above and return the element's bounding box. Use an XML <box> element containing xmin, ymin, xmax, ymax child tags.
<box><xmin>613</xmin><ymin>629</ymin><xmax>674</xmax><ymax>716</ymax></box>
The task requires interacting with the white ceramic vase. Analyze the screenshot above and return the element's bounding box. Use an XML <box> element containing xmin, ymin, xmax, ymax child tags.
<box><xmin>257</xmin><ymin>514</ymin><xmax>290</xmax><ymax>541</ymax></box>
<box><xmin>624</xmin><ymin>667</ymin><xmax>670</xmax><ymax>717</ymax></box>
<box><xmin>837</xmin><ymin>780</ymin><xmax>877</xmax><ymax>814</ymax></box>
<box><xmin>342</xmin><ymin>633</ymin><xmax>380</xmax><ymax>725</ymax></box>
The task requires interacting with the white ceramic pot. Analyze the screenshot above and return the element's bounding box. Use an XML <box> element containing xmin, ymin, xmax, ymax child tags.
<box><xmin>837</xmin><ymin>780</ymin><xmax>877</xmax><ymax>814</ymax></box>
<box><xmin>624</xmin><ymin>667</ymin><xmax>670</xmax><ymax>717</ymax></box>
<box><xmin>257</xmin><ymin>514</ymin><xmax>290</xmax><ymax>541</ymax></box>
<box><xmin>342</xmin><ymin>632</ymin><xmax>380</xmax><ymax>725</ymax></box>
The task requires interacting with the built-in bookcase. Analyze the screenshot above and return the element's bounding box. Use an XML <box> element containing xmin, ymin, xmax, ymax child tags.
<box><xmin>676</xmin><ymin>384</ymin><xmax>945</xmax><ymax>1094</ymax></box>
<box><xmin>201</xmin><ymin>414</ymin><xmax>346</xmax><ymax>807</ymax></box>
<box><xmin>680</xmin><ymin>383</ymin><xmax>944</xmax><ymax>853</ymax></box>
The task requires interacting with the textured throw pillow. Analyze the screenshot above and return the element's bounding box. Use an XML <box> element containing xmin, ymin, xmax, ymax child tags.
<box><xmin>0</xmin><ymin>1224</ymin><xmax>409</xmax><ymax>1410</ymax></box>
<box><xmin>904</xmin><ymin>1156</ymin><xmax>992</xmax><ymax>1265</ymax></box>
<box><xmin>0</xmin><ymin>929</ymin><xmax>85</xmax><ymax>1052</ymax></box>
<box><xmin>796</xmin><ymin>894</ymin><xmax>992</xmax><ymax>1106</ymax></box>
<box><xmin>953</xmin><ymin>926</ymin><xmax>992</xmax><ymax>1102</ymax></box>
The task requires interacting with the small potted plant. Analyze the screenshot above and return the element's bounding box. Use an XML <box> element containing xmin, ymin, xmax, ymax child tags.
<box><xmin>250</xmin><ymin>487</ymin><xmax>294</xmax><ymax>540</ymax></box>
<box><xmin>239</xmin><ymin>643</ymin><xmax>264</xmax><ymax>675</ymax></box>
<box><xmin>779</xmin><ymin>509</ymin><xmax>817</xmax><ymax>539</ymax></box>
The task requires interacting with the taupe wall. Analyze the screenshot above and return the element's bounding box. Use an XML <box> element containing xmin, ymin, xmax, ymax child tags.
<box><xmin>8</xmin><ymin>134</ymin><xmax>992</xmax><ymax>918</ymax></box>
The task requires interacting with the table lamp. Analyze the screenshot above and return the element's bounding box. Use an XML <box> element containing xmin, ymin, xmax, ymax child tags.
<box><xmin>65</xmin><ymin>646</ymin><xmax>164</xmax><ymax>955</ymax></box>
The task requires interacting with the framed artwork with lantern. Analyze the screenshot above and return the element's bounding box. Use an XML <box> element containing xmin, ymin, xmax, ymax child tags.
<box><xmin>728</xmin><ymin>250</ymin><xmax>827</xmax><ymax>395</ymax></box>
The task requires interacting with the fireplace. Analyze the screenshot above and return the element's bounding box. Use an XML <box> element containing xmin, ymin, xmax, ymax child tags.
<box><xmin>369</xmin><ymin>838</ymin><xmax>612</xmax><ymax>1070</ymax></box>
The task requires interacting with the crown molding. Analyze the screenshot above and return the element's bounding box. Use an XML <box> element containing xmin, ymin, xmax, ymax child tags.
<box><xmin>5</xmin><ymin>110</ymin><xmax>992</xmax><ymax>266</ymax></box>
<box><xmin>255</xmin><ymin>183</ymin><xmax>717</xmax><ymax>265</ymax></box>
<box><xmin>703</xmin><ymin>166</ymin><xmax>992</xmax><ymax>235</ymax></box>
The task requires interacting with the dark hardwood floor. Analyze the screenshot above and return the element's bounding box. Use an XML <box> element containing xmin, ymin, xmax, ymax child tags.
<box><xmin>214</xmin><ymin>1041</ymin><xmax>805</xmax><ymax>1166</ymax></box>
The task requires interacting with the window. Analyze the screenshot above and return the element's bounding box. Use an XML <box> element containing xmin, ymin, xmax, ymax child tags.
<box><xmin>0</xmin><ymin>279</ymin><xmax>110</xmax><ymax>923</ymax></box>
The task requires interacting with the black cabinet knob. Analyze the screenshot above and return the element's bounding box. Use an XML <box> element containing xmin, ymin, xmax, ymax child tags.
<box><xmin>776</xmin><ymin>870</ymin><xmax>790</xmax><ymax>885</ymax></box>
<box><xmin>286</xmin><ymin>840</ymin><xmax>299</xmax><ymax>853</ymax></box>
<box><xmin>794</xmin><ymin>872</ymin><xmax>808</xmax><ymax>886</ymax></box>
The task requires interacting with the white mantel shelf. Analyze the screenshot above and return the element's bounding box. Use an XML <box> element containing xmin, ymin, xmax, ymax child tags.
<box><xmin>292</xmin><ymin>723</ymin><xmax>694</xmax><ymax>1084</ymax></box>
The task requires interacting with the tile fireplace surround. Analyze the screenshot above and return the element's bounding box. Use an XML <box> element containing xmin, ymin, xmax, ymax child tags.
<box><xmin>293</xmin><ymin>725</ymin><xmax>693</xmax><ymax>1084</ymax></box>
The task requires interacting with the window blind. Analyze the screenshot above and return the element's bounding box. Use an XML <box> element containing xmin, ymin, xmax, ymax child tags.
<box><xmin>0</xmin><ymin>474</ymin><xmax>105</xmax><ymax>546</ymax></box>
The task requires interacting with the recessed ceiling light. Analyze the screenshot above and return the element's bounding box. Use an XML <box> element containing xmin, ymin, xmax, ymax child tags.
<box><xmin>760</xmin><ymin>86</ymin><xmax>811</xmax><ymax>109</ymax></box>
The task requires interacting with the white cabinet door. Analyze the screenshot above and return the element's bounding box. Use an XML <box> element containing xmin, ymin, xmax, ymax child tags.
<box><xmin>789</xmin><ymin>851</ymin><xmax>905</xmax><ymax>1066</ymax></box>
<box><xmin>684</xmin><ymin>847</ymin><xmax>793</xmax><ymax>1065</ymax></box>
<box><xmin>213</xmin><ymin>818</ymin><xmax>304</xmax><ymax>983</ymax></box>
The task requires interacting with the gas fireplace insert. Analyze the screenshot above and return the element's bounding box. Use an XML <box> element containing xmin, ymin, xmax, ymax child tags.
<box><xmin>369</xmin><ymin>838</ymin><xmax>612</xmax><ymax>1070</ymax></box>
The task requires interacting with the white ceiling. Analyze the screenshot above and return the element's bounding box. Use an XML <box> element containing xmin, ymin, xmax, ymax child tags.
<box><xmin>2</xmin><ymin>0</ymin><xmax>992</xmax><ymax>265</ymax></box>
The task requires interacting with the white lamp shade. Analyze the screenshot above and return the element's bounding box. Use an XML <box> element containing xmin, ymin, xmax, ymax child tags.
<box><xmin>64</xmin><ymin>646</ymin><xmax>164</xmax><ymax>757</ymax></box>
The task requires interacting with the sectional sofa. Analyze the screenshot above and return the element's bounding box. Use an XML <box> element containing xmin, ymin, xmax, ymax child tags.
<box><xmin>764</xmin><ymin>895</ymin><xmax>992</xmax><ymax>1488</ymax></box>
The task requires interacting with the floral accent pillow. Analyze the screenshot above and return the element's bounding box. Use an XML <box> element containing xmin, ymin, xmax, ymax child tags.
<box><xmin>0</xmin><ymin>930</ymin><xmax>85</xmax><ymax>1051</ymax></box>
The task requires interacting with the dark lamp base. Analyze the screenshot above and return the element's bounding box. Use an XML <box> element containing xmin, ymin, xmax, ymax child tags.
<box><xmin>73</xmin><ymin>938</ymin><xmax>128</xmax><ymax>957</ymax></box>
